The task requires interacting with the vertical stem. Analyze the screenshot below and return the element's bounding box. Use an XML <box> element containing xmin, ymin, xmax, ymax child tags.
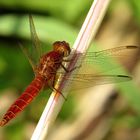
<box><xmin>31</xmin><ymin>0</ymin><xmax>111</xmax><ymax>139</ymax></box>
<box><xmin>74</xmin><ymin>0</ymin><xmax>111</xmax><ymax>53</ymax></box>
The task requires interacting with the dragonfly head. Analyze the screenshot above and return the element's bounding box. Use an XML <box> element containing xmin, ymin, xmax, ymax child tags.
<box><xmin>53</xmin><ymin>41</ymin><xmax>71</xmax><ymax>57</ymax></box>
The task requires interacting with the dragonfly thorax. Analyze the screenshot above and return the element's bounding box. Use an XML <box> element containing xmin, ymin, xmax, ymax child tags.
<box><xmin>37</xmin><ymin>51</ymin><xmax>63</xmax><ymax>78</ymax></box>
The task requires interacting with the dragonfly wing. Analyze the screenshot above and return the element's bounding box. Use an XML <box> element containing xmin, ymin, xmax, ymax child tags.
<box><xmin>65</xmin><ymin>46</ymin><xmax>139</xmax><ymax>73</ymax></box>
<box><xmin>82</xmin><ymin>45</ymin><xmax>139</xmax><ymax>63</ymax></box>
<box><xmin>55</xmin><ymin>73</ymin><xmax>132</xmax><ymax>90</ymax></box>
<box><xmin>19</xmin><ymin>15</ymin><xmax>42</xmax><ymax>72</ymax></box>
<box><xmin>19</xmin><ymin>43</ymin><xmax>36</xmax><ymax>71</ymax></box>
<box><xmin>29</xmin><ymin>15</ymin><xmax>42</xmax><ymax>58</ymax></box>
<box><xmin>67</xmin><ymin>46</ymin><xmax>139</xmax><ymax>64</ymax></box>
<box><xmin>52</xmin><ymin>46</ymin><xmax>137</xmax><ymax>90</ymax></box>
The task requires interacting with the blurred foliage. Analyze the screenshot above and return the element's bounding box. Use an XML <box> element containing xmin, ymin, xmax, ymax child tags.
<box><xmin>129</xmin><ymin>0</ymin><xmax>140</xmax><ymax>24</ymax></box>
<box><xmin>0</xmin><ymin>0</ymin><xmax>140</xmax><ymax>140</ymax></box>
<box><xmin>0</xmin><ymin>0</ymin><xmax>92</xmax><ymax>139</ymax></box>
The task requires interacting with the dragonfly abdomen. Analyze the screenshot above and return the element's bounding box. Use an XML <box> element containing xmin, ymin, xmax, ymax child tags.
<box><xmin>0</xmin><ymin>75</ymin><xmax>45</xmax><ymax>126</ymax></box>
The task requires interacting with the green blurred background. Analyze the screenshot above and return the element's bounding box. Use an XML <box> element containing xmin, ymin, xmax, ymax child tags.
<box><xmin>0</xmin><ymin>0</ymin><xmax>140</xmax><ymax>140</ymax></box>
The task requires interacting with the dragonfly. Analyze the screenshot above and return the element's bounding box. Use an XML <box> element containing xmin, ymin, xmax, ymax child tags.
<box><xmin>0</xmin><ymin>15</ymin><xmax>138</xmax><ymax>127</ymax></box>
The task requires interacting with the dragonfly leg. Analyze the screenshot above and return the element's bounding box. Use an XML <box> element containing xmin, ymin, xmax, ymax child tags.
<box><xmin>61</xmin><ymin>64</ymin><xmax>81</xmax><ymax>73</ymax></box>
<box><xmin>48</xmin><ymin>84</ymin><xmax>67</xmax><ymax>100</ymax></box>
<box><xmin>47</xmin><ymin>76</ymin><xmax>67</xmax><ymax>100</ymax></box>
<box><xmin>54</xmin><ymin>87</ymin><xmax>67</xmax><ymax>100</ymax></box>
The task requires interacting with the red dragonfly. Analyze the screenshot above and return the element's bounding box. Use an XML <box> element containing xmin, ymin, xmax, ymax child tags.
<box><xmin>0</xmin><ymin>15</ymin><xmax>138</xmax><ymax>126</ymax></box>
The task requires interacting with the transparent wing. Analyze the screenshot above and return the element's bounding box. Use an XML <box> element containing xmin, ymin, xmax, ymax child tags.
<box><xmin>55</xmin><ymin>73</ymin><xmax>132</xmax><ymax>90</ymax></box>
<box><xmin>64</xmin><ymin>45</ymin><xmax>139</xmax><ymax>73</ymax></box>
<box><xmin>29</xmin><ymin>15</ymin><xmax>42</xmax><ymax>59</ymax></box>
<box><xmin>20</xmin><ymin>15</ymin><xmax>42</xmax><ymax>71</ymax></box>
<box><xmin>71</xmin><ymin>45</ymin><xmax>139</xmax><ymax>64</ymax></box>
<box><xmin>52</xmin><ymin>45</ymin><xmax>138</xmax><ymax>89</ymax></box>
<box><xmin>19</xmin><ymin>43</ymin><xmax>36</xmax><ymax>71</ymax></box>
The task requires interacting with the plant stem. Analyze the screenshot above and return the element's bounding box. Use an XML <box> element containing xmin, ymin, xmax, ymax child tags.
<box><xmin>31</xmin><ymin>0</ymin><xmax>111</xmax><ymax>139</ymax></box>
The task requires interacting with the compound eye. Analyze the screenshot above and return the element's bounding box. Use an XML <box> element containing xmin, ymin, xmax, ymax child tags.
<box><xmin>53</xmin><ymin>41</ymin><xmax>71</xmax><ymax>56</ymax></box>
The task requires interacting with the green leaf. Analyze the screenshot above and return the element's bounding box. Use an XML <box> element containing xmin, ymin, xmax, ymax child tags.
<box><xmin>0</xmin><ymin>15</ymin><xmax>77</xmax><ymax>45</ymax></box>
